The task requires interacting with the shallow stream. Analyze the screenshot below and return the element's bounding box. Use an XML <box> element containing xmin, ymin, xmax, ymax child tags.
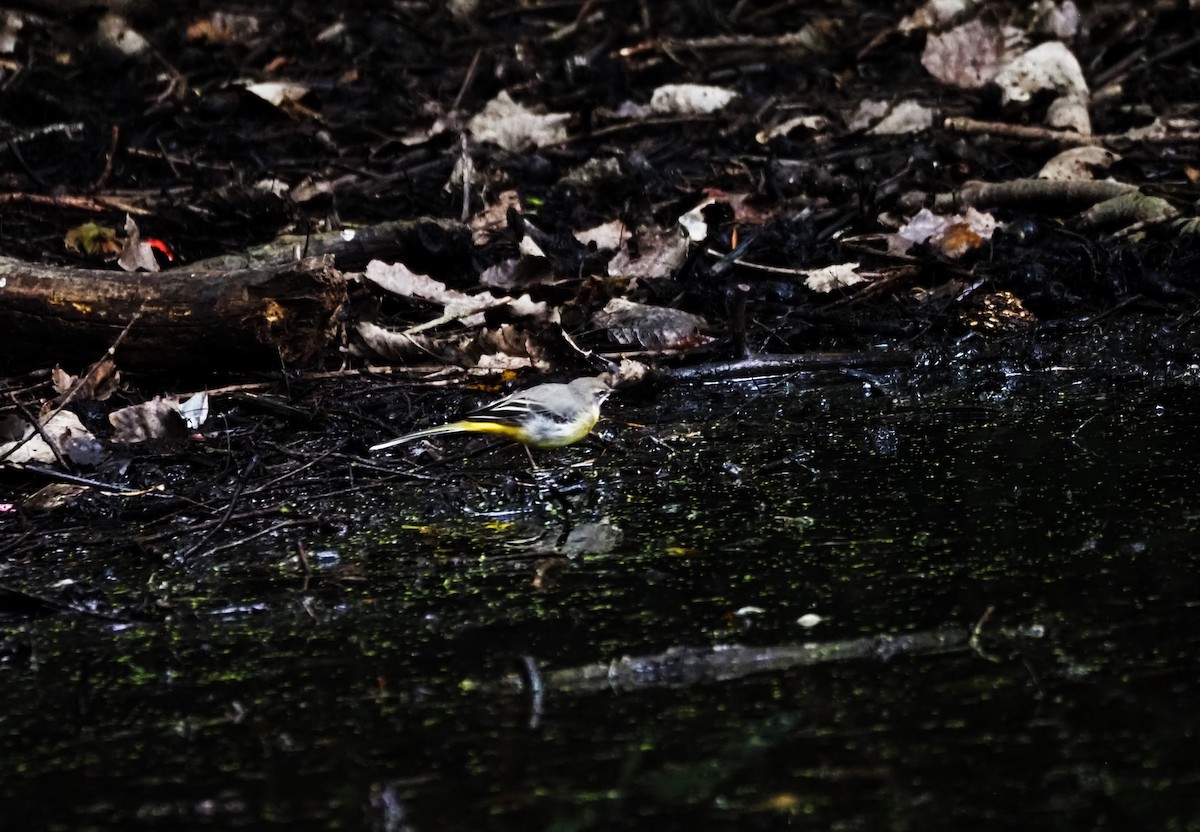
<box><xmin>4</xmin><ymin>352</ymin><xmax>1200</xmax><ymax>830</ymax></box>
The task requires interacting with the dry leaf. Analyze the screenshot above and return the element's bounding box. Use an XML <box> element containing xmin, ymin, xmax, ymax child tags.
<box><xmin>51</xmin><ymin>357</ymin><xmax>120</xmax><ymax>404</ymax></box>
<box><xmin>593</xmin><ymin>298</ymin><xmax>712</xmax><ymax>350</ymax></box>
<box><xmin>899</xmin><ymin>0</ymin><xmax>983</xmax><ymax>33</ymax></box>
<box><xmin>469</xmin><ymin>189</ymin><xmax>521</xmax><ymax>245</ymax></box>
<box><xmin>242</xmin><ymin>80</ymin><xmax>311</xmax><ymax>107</ymax></box>
<box><xmin>21</xmin><ymin>483</ymin><xmax>89</xmax><ymax>512</ymax></box>
<box><xmin>648</xmin><ymin>83</ymin><xmax>738</xmax><ymax>115</ymax></box>
<box><xmin>178</xmin><ymin>391</ymin><xmax>210</xmax><ymax>430</ymax></box>
<box><xmin>0</xmin><ymin>411</ymin><xmax>99</xmax><ymax>465</ymax></box>
<box><xmin>921</xmin><ymin>18</ymin><xmax>1007</xmax><ymax>89</ymax></box>
<box><xmin>186</xmin><ymin>12</ymin><xmax>260</xmax><ymax>45</ymax></box>
<box><xmin>756</xmin><ymin>114</ymin><xmax>828</xmax><ymax>143</ymax></box>
<box><xmin>994</xmin><ymin>41</ymin><xmax>1087</xmax><ymax>105</ymax></box>
<box><xmin>108</xmin><ymin>397</ymin><xmax>187</xmax><ymax>443</ymax></box>
<box><xmin>891</xmin><ymin>207</ymin><xmax>997</xmax><ymax>258</ymax></box>
<box><xmin>467</xmin><ymin>91</ymin><xmax>570</xmax><ymax>152</ymax></box>
<box><xmin>96</xmin><ymin>12</ymin><xmax>149</xmax><ymax>56</ymax></box>
<box><xmin>351</xmin><ymin>321</ymin><xmax>465</xmax><ymax>363</ymax></box>
<box><xmin>802</xmin><ymin>263</ymin><xmax>869</xmax><ymax>293</ymax></box>
<box><xmin>1038</xmin><ymin>147</ymin><xmax>1120</xmax><ymax>180</ymax></box>
<box><xmin>574</xmin><ymin>220</ymin><xmax>628</xmax><ymax>251</ymax></box>
<box><xmin>117</xmin><ymin>214</ymin><xmax>159</xmax><ymax>273</ymax></box>
<box><xmin>607</xmin><ymin>226</ymin><xmax>689</xmax><ymax>280</ymax></box>
<box><xmin>868</xmin><ymin>100</ymin><xmax>934</xmax><ymax>135</ymax></box>
<box><xmin>63</xmin><ymin>222</ymin><xmax>121</xmax><ymax>258</ymax></box>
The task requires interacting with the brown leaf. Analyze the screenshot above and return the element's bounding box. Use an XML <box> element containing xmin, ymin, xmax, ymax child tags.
<box><xmin>108</xmin><ymin>397</ymin><xmax>187</xmax><ymax>443</ymax></box>
<box><xmin>117</xmin><ymin>214</ymin><xmax>159</xmax><ymax>273</ymax></box>
<box><xmin>593</xmin><ymin>298</ymin><xmax>712</xmax><ymax>350</ymax></box>
<box><xmin>921</xmin><ymin>18</ymin><xmax>1006</xmax><ymax>89</ymax></box>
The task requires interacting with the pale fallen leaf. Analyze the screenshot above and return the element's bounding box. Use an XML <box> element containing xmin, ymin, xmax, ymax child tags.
<box><xmin>868</xmin><ymin>100</ymin><xmax>934</xmax><ymax>135</ymax></box>
<box><xmin>899</xmin><ymin>0</ymin><xmax>982</xmax><ymax>33</ymax></box>
<box><xmin>993</xmin><ymin>41</ymin><xmax>1087</xmax><ymax>105</ymax></box>
<box><xmin>469</xmin><ymin>190</ymin><xmax>521</xmax><ymax>245</ymax></box>
<box><xmin>0</xmin><ymin>411</ymin><xmax>100</xmax><ymax>465</ymax></box>
<box><xmin>186</xmin><ymin>11</ymin><xmax>260</xmax><ymax>45</ymax></box>
<box><xmin>472</xmin><ymin>352</ymin><xmax>542</xmax><ymax>372</ymax></box>
<box><xmin>51</xmin><ymin>357</ymin><xmax>119</xmax><ymax>404</ymax></box>
<box><xmin>518</xmin><ymin>234</ymin><xmax>545</xmax><ymax>258</ymax></box>
<box><xmin>242</xmin><ymin>80</ymin><xmax>311</xmax><ymax>107</ymax></box>
<box><xmin>921</xmin><ymin>18</ymin><xmax>1006</xmax><ymax>89</ymax></box>
<box><xmin>467</xmin><ymin>91</ymin><xmax>570</xmax><ymax>152</ymax></box>
<box><xmin>593</xmin><ymin>298</ymin><xmax>712</xmax><ymax>350</ymax></box>
<box><xmin>50</xmin><ymin>412</ymin><xmax>101</xmax><ymax>464</ymax></box>
<box><xmin>607</xmin><ymin>226</ymin><xmax>689</xmax><ymax>280</ymax></box>
<box><xmin>0</xmin><ymin>11</ymin><xmax>23</xmax><ymax>54</ymax></box>
<box><xmin>649</xmin><ymin>83</ymin><xmax>739</xmax><ymax>115</ymax></box>
<box><xmin>678</xmin><ymin>198</ymin><xmax>715</xmax><ymax>242</ymax></box>
<box><xmin>96</xmin><ymin>12</ymin><xmax>149</xmax><ymax>56</ymax></box>
<box><xmin>611</xmin><ymin>357</ymin><xmax>650</xmax><ymax>386</ymax></box>
<box><xmin>109</xmin><ymin>396</ymin><xmax>187</xmax><ymax>443</ymax></box>
<box><xmin>891</xmin><ymin>207</ymin><xmax>998</xmax><ymax>258</ymax></box>
<box><xmin>559</xmin><ymin>157</ymin><xmax>623</xmax><ymax>188</ymax></box>
<box><xmin>117</xmin><ymin>214</ymin><xmax>159</xmax><ymax>273</ymax></box>
<box><xmin>290</xmin><ymin>177</ymin><xmax>334</xmax><ymax>203</ymax></box>
<box><xmin>351</xmin><ymin>321</ymin><xmax>464</xmax><ymax>362</ymax></box>
<box><xmin>473</xmin><ymin>324</ymin><xmax>552</xmax><ymax>369</ymax></box>
<box><xmin>802</xmin><ymin>262</ymin><xmax>868</xmax><ymax>293</ymax></box>
<box><xmin>1037</xmin><ymin>147</ymin><xmax>1120</xmax><ymax>180</ymax></box>
<box><xmin>1031</xmin><ymin>0</ymin><xmax>1080</xmax><ymax>39</ymax></box>
<box><xmin>574</xmin><ymin>219</ymin><xmax>628</xmax><ymax>251</ymax></box>
<box><xmin>846</xmin><ymin>100</ymin><xmax>890</xmax><ymax>132</ymax></box>
<box><xmin>756</xmin><ymin>114</ymin><xmax>828</xmax><ymax>143</ymax></box>
<box><xmin>178</xmin><ymin>390</ymin><xmax>209</xmax><ymax>430</ymax></box>
<box><xmin>1046</xmin><ymin>93</ymin><xmax>1090</xmax><ymax>135</ymax></box>
<box><xmin>364</xmin><ymin>260</ymin><xmax>476</xmax><ymax>306</ymax></box>
<box><xmin>479</xmin><ymin>258</ymin><xmax>538</xmax><ymax>291</ymax></box>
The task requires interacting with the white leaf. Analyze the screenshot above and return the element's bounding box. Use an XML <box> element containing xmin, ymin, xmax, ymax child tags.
<box><xmin>467</xmin><ymin>91</ymin><xmax>570</xmax><ymax>152</ymax></box>
<box><xmin>802</xmin><ymin>262</ymin><xmax>868</xmax><ymax>293</ymax></box>
<box><xmin>648</xmin><ymin>83</ymin><xmax>738</xmax><ymax>115</ymax></box>
<box><xmin>178</xmin><ymin>391</ymin><xmax>209</xmax><ymax>430</ymax></box>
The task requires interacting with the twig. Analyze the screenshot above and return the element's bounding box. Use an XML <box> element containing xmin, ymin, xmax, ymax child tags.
<box><xmin>91</xmin><ymin>125</ymin><xmax>120</xmax><ymax>190</ymax></box>
<box><xmin>944</xmin><ymin>116</ymin><xmax>1098</xmax><ymax>147</ymax></box>
<box><xmin>451</xmin><ymin>48</ymin><xmax>482</xmax><ymax>112</ymax></box>
<box><xmin>202</xmin><ymin>517</ymin><xmax>319</xmax><ymax>556</ymax></box>
<box><xmin>0</xmin><ymin>122</ymin><xmax>86</xmax><ymax>149</ymax></box>
<box><xmin>944</xmin><ymin>116</ymin><xmax>1200</xmax><ymax>148</ymax></box>
<box><xmin>174</xmin><ymin>454</ymin><xmax>261</xmax><ymax>561</ymax></box>
<box><xmin>932</xmin><ymin>178</ymin><xmax>1136</xmax><ymax>213</ymax></box>
<box><xmin>0</xmin><ymin>192</ymin><xmax>151</xmax><ymax>215</ymax></box>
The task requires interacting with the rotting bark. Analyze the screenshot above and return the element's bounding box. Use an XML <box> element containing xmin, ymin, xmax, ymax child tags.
<box><xmin>185</xmin><ymin>218</ymin><xmax>456</xmax><ymax>274</ymax></box>
<box><xmin>0</xmin><ymin>255</ymin><xmax>345</xmax><ymax>372</ymax></box>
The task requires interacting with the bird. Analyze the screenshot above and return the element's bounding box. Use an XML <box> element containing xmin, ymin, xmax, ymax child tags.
<box><xmin>370</xmin><ymin>375</ymin><xmax>613</xmax><ymax>453</ymax></box>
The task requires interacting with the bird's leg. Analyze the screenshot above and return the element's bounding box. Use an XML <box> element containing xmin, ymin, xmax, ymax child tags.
<box><xmin>523</xmin><ymin>444</ymin><xmax>540</xmax><ymax>471</ymax></box>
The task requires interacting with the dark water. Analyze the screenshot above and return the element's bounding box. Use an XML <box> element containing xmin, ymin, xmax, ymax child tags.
<box><xmin>4</xmin><ymin>363</ymin><xmax>1200</xmax><ymax>830</ymax></box>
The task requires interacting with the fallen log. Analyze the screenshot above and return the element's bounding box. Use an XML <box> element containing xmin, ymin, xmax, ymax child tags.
<box><xmin>0</xmin><ymin>254</ymin><xmax>345</xmax><ymax>373</ymax></box>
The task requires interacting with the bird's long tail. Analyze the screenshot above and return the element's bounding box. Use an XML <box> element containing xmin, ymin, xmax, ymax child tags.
<box><xmin>370</xmin><ymin>419</ymin><xmax>524</xmax><ymax>452</ymax></box>
<box><xmin>369</xmin><ymin>422</ymin><xmax>468</xmax><ymax>452</ymax></box>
